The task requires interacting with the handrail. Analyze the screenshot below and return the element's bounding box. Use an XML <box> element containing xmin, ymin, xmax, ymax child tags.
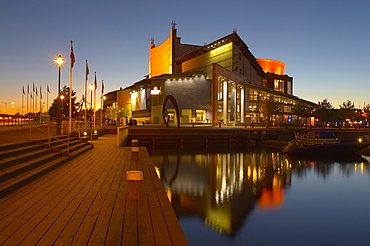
<box><xmin>28</xmin><ymin>116</ymin><xmax>95</xmax><ymax>155</ymax></box>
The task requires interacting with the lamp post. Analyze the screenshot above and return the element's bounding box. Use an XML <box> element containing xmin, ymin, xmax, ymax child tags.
<box><xmin>54</xmin><ymin>55</ymin><xmax>65</xmax><ymax>134</ymax></box>
<box><xmin>101</xmin><ymin>95</ymin><xmax>106</xmax><ymax>128</ymax></box>
<box><xmin>88</xmin><ymin>83</ymin><xmax>95</xmax><ymax>128</ymax></box>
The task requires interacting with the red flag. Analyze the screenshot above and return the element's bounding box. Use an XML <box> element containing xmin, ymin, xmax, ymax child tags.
<box><xmin>33</xmin><ymin>82</ymin><xmax>35</xmax><ymax>92</ymax></box>
<box><xmin>40</xmin><ymin>85</ymin><xmax>42</xmax><ymax>99</ymax></box>
<box><xmin>47</xmin><ymin>84</ymin><xmax>51</xmax><ymax>93</ymax></box>
<box><xmin>70</xmin><ymin>40</ymin><xmax>75</xmax><ymax>68</ymax></box>
<box><xmin>27</xmin><ymin>84</ymin><xmax>29</xmax><ymax>94</ymax></box>
<box><xmin>86</xmin><ymin>60</ymin><xmax>89</xmax><ymax>81</ymax></box>
<box><xmin>101</xmin><ymin>80</ymin><xmax>104</xmax><ymax>94</ymax></box>
<box><xmin>94</xmin><ymin>72</ymin><xmax>97</xmax><ymax>90</ymax></box>
<box><xmin>22</xmin><ymin>85</ymin><xmax>25</xmax><ymax>95</ymax></box>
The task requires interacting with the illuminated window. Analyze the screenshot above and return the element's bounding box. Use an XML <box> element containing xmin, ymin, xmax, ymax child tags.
<box><xmin>274</xmin><ymin>79</ymin><xmax>284</xmax><ymax>92</ymax></box>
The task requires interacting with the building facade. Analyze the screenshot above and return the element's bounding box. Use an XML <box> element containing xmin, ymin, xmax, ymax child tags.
<box><xmin>116</xmin><ymin>25</ymin><xmax>316</xmax><ymax>126</ymax></box>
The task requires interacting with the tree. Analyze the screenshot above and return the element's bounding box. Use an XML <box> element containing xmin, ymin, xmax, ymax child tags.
<box><xmin>260</xmin><ymin>97</ymin><xmax>282</xmax><ymax>126</ymax></box>
<box><xmin>292</xmin><ymin>103</ymin><xmax>313</xmax><ymax>126</ymax></box>
<box><xmin>48</xmin><ymin>86</ymin><xmax>79</xmax><ymax>119</ymax></box>
<box><xmin>314</xmin><ymin>98</ymin><xmax>336</xmax><ymax>125</ymax></box>
<box><xmin>107</xmin><ymin>105</ymin><xmax>131</xmax><ymax>125</ymax></box>
<box><xmin>337</xmin><ymin>100</ymin><xmax>356</xmax><ymax>121</ymax></box>
<box><xmin>318</xmin><ymin>98</ymin><xmax>333</xmax><ymax>109</ymax></box>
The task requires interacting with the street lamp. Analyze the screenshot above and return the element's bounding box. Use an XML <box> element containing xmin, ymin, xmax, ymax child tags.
<box><xmin>88</xmin><ymin>84</ymin><xmax>95</xmax><ymax>129</ymax></box>
<box><xmin>101</xmin><ymin>95</ymin><xmax>107</xmax><ymax>127</ymax></box>
<box><xmin>54</xmin><ymin>55</ymin><xmax>65</xmax><ymax>135</ymax></box>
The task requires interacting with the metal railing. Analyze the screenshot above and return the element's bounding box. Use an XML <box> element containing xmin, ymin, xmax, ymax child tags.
<box><xmin>27</xmin><ymin>116</ymin><xmax>95</xmax><ymax>154</ymax></box>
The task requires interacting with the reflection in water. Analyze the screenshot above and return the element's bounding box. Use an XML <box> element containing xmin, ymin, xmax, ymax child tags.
<box><xmin>149</xmin><ymin>147</ymin><xmax>369</xmax><ymax>237</ymax></box>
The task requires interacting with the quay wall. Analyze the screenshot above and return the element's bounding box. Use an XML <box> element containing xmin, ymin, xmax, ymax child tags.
<box><xmin>123</xmin><ymin>127</ymin><xmax>370</xmax><ymax>148</ymax></box>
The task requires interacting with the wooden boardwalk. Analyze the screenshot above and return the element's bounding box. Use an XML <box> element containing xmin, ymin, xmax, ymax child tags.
<box><xmin>0</xmin><ymin>134</ymin><xmax>188</xmax><ymax>246</ymax></box>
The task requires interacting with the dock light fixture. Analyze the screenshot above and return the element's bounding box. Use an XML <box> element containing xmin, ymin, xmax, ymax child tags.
<box><xmin>126</xmin><ymin>170</ymin><xmax>143</xmax><ymax>180</ymax></box>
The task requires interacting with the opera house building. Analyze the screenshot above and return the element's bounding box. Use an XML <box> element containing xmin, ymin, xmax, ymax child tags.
<box><xmin>115</xmin><ymin>25</ymin><xmax>315</xmax><ymax>126</ymax></box>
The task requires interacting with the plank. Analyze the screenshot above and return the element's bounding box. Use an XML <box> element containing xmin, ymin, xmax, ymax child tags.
<box><xmin>105</xmin><ymin>147</ymin><xmax>130</xmax><ymax>245</ymax></box>
<box><xmin>0</xmin><ymin>135</ymin><xmax>188</xmax><ymax>246</ymax></box>
<box><xmin>8</xmin><ymin>140</ymin><xmax>113</xmax><ymax>245</ymax></box>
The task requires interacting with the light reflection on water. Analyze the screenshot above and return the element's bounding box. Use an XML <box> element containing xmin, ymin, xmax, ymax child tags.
<box><xmin>149</xmin><ymin>146</ymin><xmax>370</xmax><ymax>246</ymax></box>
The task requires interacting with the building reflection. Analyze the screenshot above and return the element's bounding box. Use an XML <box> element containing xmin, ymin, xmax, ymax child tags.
<box><xmin>150</xmin><ymin>148</ymin><xmax>370</xmax><ymax>236</ymax></box>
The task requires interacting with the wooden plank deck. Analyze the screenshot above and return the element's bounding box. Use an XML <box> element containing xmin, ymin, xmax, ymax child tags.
<box><xmin>0</xmin><ymin>134</ymin><xmax>188</xmax><ymax>246</ymax></box>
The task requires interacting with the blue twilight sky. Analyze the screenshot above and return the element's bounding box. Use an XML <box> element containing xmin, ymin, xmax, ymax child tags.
<box><xmin>1</xmin><ymin>0</ymin><xmax>369</xmax><ymax>112</ymax></box>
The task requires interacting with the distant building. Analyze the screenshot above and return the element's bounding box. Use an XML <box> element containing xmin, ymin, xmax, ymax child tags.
<box><xmin>116</xmin><ymin>25</ymin><xmax>316</xmax><ymax>126</ymax></box>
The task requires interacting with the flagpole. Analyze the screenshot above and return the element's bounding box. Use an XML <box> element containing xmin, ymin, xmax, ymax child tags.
<box><xmin>47</xmin><ymin>85</ymin><xmax>49</xmax><ymax>115</ymax></box>
<box><xmin>100</xmin><ymin>80</ymin><xmax>103</xmax><ymax>128</ymax></box>
<box><xmin>35</xmin><ymin>85</ymin><xmax>38</xmax><ymax>114</ymax></box>
<box><xmin>39</xmin><ymin>85</ymin><xmax>42</xmax><ymax>114</ymax></box>
<box><xmin>69</xmin><ymin>40</ymin><xmax>74</xmax><ymax>134</ymax></box>
<box><xmin>32</xmin><ymin>83</ymin><xmax>35</xmax><ymax>114</ymax></box>
<box><xmin>27</xmin><ymin>83</ymin><xmax>29</xmax><ymax>115</ymax></box>
<box><xmin>85</xmin><ymin>59</ymin><xmax>88</xmax><ymax>129</ymax></box>
<box><xmin>22</xmin><ymin>86</ymin><xmax>24</xmax><ymax>116</ymax></box>
<box><xmin>93</xmin><ymin>72</ymin><xmax>97</xmax><ymax>131</ymax></box>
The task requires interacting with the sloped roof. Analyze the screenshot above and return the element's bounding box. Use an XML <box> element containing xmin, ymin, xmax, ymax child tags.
<box><xmin>174</xmin><ymin>32</ymin><xmax>265</xmax><ymax>77</ymax></box>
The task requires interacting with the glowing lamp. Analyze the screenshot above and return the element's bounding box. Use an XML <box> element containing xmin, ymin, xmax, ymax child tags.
<box><xmin>150</xmin><ymin>86</ymin><xmax>161</xmax><ymax>95</ymax></box>
<box><xmin>88</xmin><ymin>84</ymin><xmax>95</xmax><ymax>91</ymax></box>
<box><xmin>54</xmin><ymin>55</ymin><xmax>65</xmax><ymax>67</ymax></box>
<box><xmin>83</xmin><ymin>132</ymin><xmax>87</xmax><ymax>136</ymax></box>
<box><xmin>126</xmin><ymin>170</ymin><xmax>143</xmax><ymax>180</ymax></box>
<box><xmin>94</xmin><ymin>130</ymin><xmax>97</xmax><ymax>134</ymax></box>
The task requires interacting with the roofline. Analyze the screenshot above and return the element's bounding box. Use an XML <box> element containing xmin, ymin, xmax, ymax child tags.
<box><xmin>174</xmin><ymin>32</ymin><xmax>265</xmax><ymax>77</ymax></box>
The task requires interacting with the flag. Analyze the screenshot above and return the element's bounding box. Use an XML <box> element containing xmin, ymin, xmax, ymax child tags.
<box><xmin>47</xmin><ymin>84</ymin><xmax>50</xmax><ymax>93</ymax></box>
<box><xmin>22</xmin><ymin>85</ymin><xmax>25</xmax><ymax>95</ymax></box>
<box><xmin>33</xmin><ymin>82</ymin><xmax>35</xmax><ymax>92</ymax></box>
<box><xmin>40</xmin><ymin>85</ymin><xmax>42</xmax><ymax>99</ymax></box>
<box><xmin>101</xmin><ymin>80</ymin><xmax>104</xmax><ymax>94</ymax></box>
<box><xmin>86</xmin><ymin>60</ymin><xmax>89</xmax><ymax>81</ymax></box>
<box><xmin>35</xmin><ymin>86</ymin><xmax>38</xmax><ymax>96</ymax></box>
<box><xmin>94</xmin><ymin>72</ymin><xmax>97</xmax><ymax>89</ymax></box>
<box><xmin>27</xmin><ymin>84</ymin><xmax>29</xmax><ymax>94</ymax></box>
<box><xmin>70</xmin><ymin>40</ymin><xmax>75</xmax><ymax>68</ymax></box>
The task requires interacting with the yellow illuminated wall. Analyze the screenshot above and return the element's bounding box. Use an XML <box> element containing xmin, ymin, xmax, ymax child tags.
<box><xmin>256</xmin><ymin>58</ymin><xmax>285</xmax><ymax>75</ymax></box>
<box><xmin>117</xmin><ymin>89</ymin><xmax>131</xmax><ymax>111</ymax></box>
<box><xmin>150</xmin><ymin>37</ymin><xmax>173</xmax><ymax>77</ymax></box>
<box><xmin>182</xmin><ymin>43</ymin><xmax>233</xmax><ymax>78</ymax></box>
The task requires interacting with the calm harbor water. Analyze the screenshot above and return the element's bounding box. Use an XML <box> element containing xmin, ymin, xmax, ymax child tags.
<box><xmin>149</xmin><ymin>146</ymin><xmax>370</xmax><ymax>246</ymax></box>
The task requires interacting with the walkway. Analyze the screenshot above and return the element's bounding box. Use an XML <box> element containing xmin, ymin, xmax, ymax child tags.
<box><xmin>0</xmin><ymin>134</ymin><xmax>188</xmax><ymax>245</ymax></box>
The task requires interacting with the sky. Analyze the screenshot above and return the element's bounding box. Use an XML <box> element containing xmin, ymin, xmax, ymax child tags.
<box><xmin>1</xmin><ymin>0</ymin><xmax>370</xmax><ymax>114</ymax></box>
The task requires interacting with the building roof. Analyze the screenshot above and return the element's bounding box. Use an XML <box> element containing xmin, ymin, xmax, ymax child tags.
<box><xmin>174</xmin><ymin>32</ymin><xmax>265</xmax><ymax>77</ymax></box>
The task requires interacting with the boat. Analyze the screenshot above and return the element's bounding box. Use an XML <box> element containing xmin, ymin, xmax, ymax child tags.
<box><xmin>282</xmin><ymin>131</ymin><xmax>367</xmax><ymax>157</ymax></box>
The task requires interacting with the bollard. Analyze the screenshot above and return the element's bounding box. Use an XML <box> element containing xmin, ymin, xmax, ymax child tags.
<box><xmin>127</xmin><ymin>170</ymin><xmax>143</xmax><ymax>199</ymax></box>
<box><xmin>132</xmin><ymin>139</ymin><xmax>138</xmax><ymax>147</ymax></box>
<box><xmin>126</xmin><ymin>170</ymin><xmax>143</xmax><ymax>180</ymax></box>
<box><xmin>131</xmin><ymin>147</ymin><xmax>139</xmax><ymax>160</ymax></box>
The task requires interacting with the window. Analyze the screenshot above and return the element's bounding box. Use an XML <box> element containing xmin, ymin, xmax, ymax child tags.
<box><xmin>287</xmin><ymin>81</ymin><xmax>292</xmax><ymax>95</ymax></box>
<box><xmin>274</xmin><ymin>79</ymin><xmax>284</xmax><ymax>92</ymax></box>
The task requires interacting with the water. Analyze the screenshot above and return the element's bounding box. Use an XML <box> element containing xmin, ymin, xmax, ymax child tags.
<box><xmin>149</xmin><ymin>146</ymin><xmax>370</xmax><ymax>246</ymax></box>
